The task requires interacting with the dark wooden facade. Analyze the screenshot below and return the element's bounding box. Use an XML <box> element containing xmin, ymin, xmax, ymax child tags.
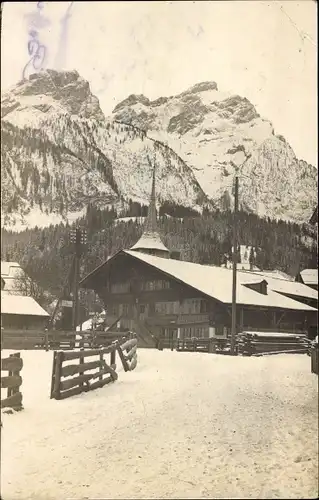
<box><xmin>1</xmin><ymin>313</ymin><xmax>49</xmax><ymax>330</ymax></box>
<box><xmin>81</xmin><ymin>252</ymin><xmax>317</xmax><ymax>342</ymax></box>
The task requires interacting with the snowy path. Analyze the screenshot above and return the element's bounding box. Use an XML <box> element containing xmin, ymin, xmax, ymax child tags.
<box><xmin>1</xmin><ymin>350</ymin><xmax>318</xmax><ymax>499</ymax></box>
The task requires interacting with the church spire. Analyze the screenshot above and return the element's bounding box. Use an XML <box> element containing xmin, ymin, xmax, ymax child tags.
<box><xmin>143</xmin><ymin>162</ymin><xmax>157</xmax><ymax>234</ymax></box>
<box><xmin>130</xmin><ymin>161</ymin><xmax>170</xmax><ymax>258</ymax></box>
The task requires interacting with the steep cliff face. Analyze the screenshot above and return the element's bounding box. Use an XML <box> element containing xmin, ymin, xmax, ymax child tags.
<box><xmin>1</xmin><ymin>69</ymin><xmax>104</xmax><ymax>120</ymax></box>
<box><xmin>113</xmin><ymin>81</ymin><xmax>317</xmax><ymax>222</ymax></box>
<box><xmin>1</xmin><ymin>71</ymin><xmax>206</xmax><ymax>231</ymax></box>
<box><xmin>1</xmin><ymin>72</ymin><xmax>317</xmax><ymax>231</ymax></box>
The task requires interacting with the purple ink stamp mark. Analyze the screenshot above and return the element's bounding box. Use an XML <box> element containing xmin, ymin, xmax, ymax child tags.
<box><xmin>23</xmin><ymin>2</ymin><xmax>49</xmax><ymax>80</ymax></box>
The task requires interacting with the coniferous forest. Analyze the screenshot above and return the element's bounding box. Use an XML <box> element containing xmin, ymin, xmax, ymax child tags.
<box><xmin>1</xmin><ymin>201</ymin><xmax>317</xmax><ymax>312</ymax></box>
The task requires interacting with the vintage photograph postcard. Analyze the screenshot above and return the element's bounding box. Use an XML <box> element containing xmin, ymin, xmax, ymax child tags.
<box><xmin>0</xmin><ymin>1</ymin><xmax>318</xmax><ymax>499</ymax></box>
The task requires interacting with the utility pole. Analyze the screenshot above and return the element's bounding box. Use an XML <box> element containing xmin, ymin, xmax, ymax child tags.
<box><xmin>231</xmin><ymin>176</ymin><xmax>239</xmax><ymax>355</ymax></box>
<box><xmin>70</xmin><ymin>228</ymin><xmax>87</xmax><ymax>331</ymax></box>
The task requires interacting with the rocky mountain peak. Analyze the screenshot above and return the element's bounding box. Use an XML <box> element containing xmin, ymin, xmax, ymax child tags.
<box><xmin>112</xmin><ymin>81</ymin><xmax>317</xmax><ymax>222</ymax></box>
<box><xmin>179</xmin><ymin>81</ymin><xmax>218</xmax><ymax>96</ymax></box>
<box><xmin>1</xmin><ymin>69</ymin><xmax>104</xmax><ymax>120</ymax></box>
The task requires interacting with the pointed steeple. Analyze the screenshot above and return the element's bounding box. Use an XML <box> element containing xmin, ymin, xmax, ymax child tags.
<box><xmin>130</xmin><ymin>162</ymin><xmax>170</xmax><ymax>258</ymax></box>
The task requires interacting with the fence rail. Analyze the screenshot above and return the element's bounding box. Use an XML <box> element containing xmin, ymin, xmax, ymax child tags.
<box><xmin>175</xmin><ymin>337</ymin><xmax>228</xmax><ymax>353</ymax></box>
<box><xmin>1</xmin><ymin>353</ymin><xmax>23</xmax><ymax>411</ymax></box>
<box><xmin>1</xmin><ymin>329</ymin><xmax>132</xmax><ymax>351</ymax></box>
<box><xmin>1</xmin><ymin>329</ymin><xmax>76</xmax><ymax>351</ymax></box>
<box><xmin>78</xmin><ymin>330</ymin><xmax>134</xmax><ymax>349</ymax></box>
<box><xmin>50</xmin><ymin>335</ymin><xmax>138</xmax><ymax>400</ymax></box>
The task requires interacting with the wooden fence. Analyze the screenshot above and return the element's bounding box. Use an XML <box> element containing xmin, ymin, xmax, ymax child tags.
<box><xmin>117</xmin><ymin>337</ymin><xmax>138</xmax><ymax>372</ymax></box>
<box><xmin>237</xmin><ymin>332</ymin><xmax>311</xmax><ymax>356</ymax></box>
<box><xmin>1</xmin><ymin>329</ymin><xmax>76</xmax><ymax>351</ymax></box>
<box><xmin>50</xmin><ymin>336</ymin><xmax>138</xmax><ymax>400</ymax></box>
<box><xmin>175</xmin><ymin>337</ymin><xmax>228</xmax><ymax>353</ymax></box>
<box><xmin>47</xmin><ymin>331</ymin><xmax>76</xmax><ymax>350</ymax></box>
<box><xmin>78</xmin><ymin>330</ymin><xmax>134</xmax><ymax>349</ymax></box>
<box><xmin>1</xmin><ymin>353</ymin><xmax>23</xmax><ymax>411</ymax></box>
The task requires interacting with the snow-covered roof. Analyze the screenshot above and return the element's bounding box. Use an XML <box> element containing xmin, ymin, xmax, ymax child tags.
<box><xmin>224</xmin><ymin>262</ymin><xmax>260</xmax><ymax>271</ymax></box>
<box><xmin>1</xmin><ymin>261</ymin><xmax>22</xmax><ymax>277</ymax></box>
<box><xmin>1</xmin><ymin>261</ymin><xmax>26</xmax><ymax>292</ymax></box>
<box><xmin>130</xmin><ymin>232</ymin><xmax>170</xmax><ymax>253</ymax></box>
<box><xmin>239</xmin><ymin>270</ymin><xmax>317</xmax><ymax>300</ymax></box>
<box><xmin>300</xmin><ymin>269</ymin><xmax>318</xmax><ymax>285</ymax></box>
<box><xmin>123</xmin><ymin>251</ymin><xmax>317</xmax><ymax>311</ymax></box>
<box><xmin>258</xmin><ymin>270</ymin><xmax>293</xmax><ymax>281</ymax></box>
<box><xmin>1</xmin><ymin>291</ymin><xmax>50</xmax><ymax>317</ymax></box>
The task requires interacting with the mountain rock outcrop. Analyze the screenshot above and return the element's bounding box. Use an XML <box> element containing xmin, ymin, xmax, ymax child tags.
<box><xmin>113</xmin><ymin>81</ymin><xmax>317</xmax><ymax>222</ymax></box>
<box><xmin>1</xmin><ymin>71</ymin><xmax>206</xmax><ymax>231</ymax></box>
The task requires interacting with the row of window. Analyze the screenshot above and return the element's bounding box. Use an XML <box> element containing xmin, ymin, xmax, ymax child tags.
<box><xmin>111</xmin><ymin>282</ymin><xmax>130</xmax><ymax>293</ymax></box>
<box><xmin>110</xmin><ymin>280</ymin><xmax>171</xmax><ymax>294</ymax></box>
<box><xmin>109</xmin><ymin>299</ymin><xmax>209</xmax><ymax>318</ymax></box>
<box><xmin>155</xmin><ymin>299</ymin><xmax>208</xmax><ymax>315</ymax></box>
<box><xmin>140</xmin><ymin>280</ymin><xmax>171</xmax><ymax>291</ymax></box>
<box><xmin>155</xmin><ymin>301</ymin><xmax>179</xmax><ymax>315</ymax></box>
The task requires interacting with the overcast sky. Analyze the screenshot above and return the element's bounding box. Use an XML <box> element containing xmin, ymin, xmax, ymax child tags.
<box><xmin>1</xmin><ymin>1</ymin><xmax>317</xmax><ymax>166</ymax></box>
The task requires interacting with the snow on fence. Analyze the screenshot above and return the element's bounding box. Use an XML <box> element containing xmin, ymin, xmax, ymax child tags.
<box><xmin>237</xmin><ymin>331</ymin><xmax>311</xmax><ymax>357</ymax></box>
<box><xmin>50</xmin><ymin>336</ymin><xmax>138</xmax><ymax>400</ymax></box>
<box><xmin>117</xmin><ymin>337</ymin><xmax>138</xmax><ymax>372</ymax></box>
<box><xmin>1</xmin><ymin>353</ymin><xmax>23</xmax><ymax>411</ymax></box>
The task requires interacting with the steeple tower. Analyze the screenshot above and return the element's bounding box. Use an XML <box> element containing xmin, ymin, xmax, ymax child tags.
<box><xmin>130</xmin><ymin>163</ymin><xmax>170</xmax><ymax>258</ymax></box>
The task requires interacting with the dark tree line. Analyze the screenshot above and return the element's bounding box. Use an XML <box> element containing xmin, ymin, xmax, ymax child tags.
<box><xmin>2</xmin><ymin>202</ymin><xmax>317</xmax><ymax>314</ymax></box>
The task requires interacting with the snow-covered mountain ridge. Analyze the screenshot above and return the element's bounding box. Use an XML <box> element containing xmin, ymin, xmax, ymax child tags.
<box><xmin>113</xmin><ymin>81</ymin><xmax>317</xmax><ymax>222</ymax></box>
<box><xmin>1</xmin><ymin>71</ymin><xmax>317</xmax><ymax>231</ymax></box>
<box><xmin>1</xmin><ymin>70</ymin><xmax>206</xmax><ymax>231</ymax></box>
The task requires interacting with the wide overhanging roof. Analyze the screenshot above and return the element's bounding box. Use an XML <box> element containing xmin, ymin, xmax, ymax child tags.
<box><xmin>80</xmin><ymin>250</ymin><xmax>317</xmax><ymax>311</ymax></box>
<box><xmin>1</xmin><ymin>291</ymin><xmax>50</xmax><ymax>317</ymax></box>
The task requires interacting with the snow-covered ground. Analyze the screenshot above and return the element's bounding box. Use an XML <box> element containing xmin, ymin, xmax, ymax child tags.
<box><xmin>1</xmin><ymin>350</ymin><xmax>318</xmax><ymax>500</ymax></box>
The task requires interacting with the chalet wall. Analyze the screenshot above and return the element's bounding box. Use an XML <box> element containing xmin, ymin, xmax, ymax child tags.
<box><xmin>1</xmin><ymin>314</ymin><xmax>48</xmax><ymax>330</ymax></box>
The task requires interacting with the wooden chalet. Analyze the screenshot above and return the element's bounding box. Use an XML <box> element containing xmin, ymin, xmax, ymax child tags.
<box><xmin>1</xmin><ymin>291</ymin><xmax>50</xmax><ymax>330</ymax></box>
<box><xmin>80</xmin><ymin>170</ymin><xmax>318</xmax><ymax>345</ymax></box>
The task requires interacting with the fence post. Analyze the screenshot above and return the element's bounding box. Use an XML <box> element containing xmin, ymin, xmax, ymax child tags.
<box><xmin>79</xmin><ymin>347</ymin><xmax>84</xmax><ymax>391</ymax></box>
<box><xmin>110</xmin><ymin>343</ymin><xmax>116</xmax><ymax>370</ymax></box>
<box><xmin>50</xmin><ymin>351</ymin><xmax>57</xmax><ymax>399</ymax></box>
<box><xmin>8</xmin><ymin>356</ymin><xmax>13</xmax><ymax>398</ymax></box>
<box><xmin>247</xmin><ymin>337</ymin><xmax>252</xmax><ymax>356</ymax></box>
<box><xmin>11</xmin><ymin>353</ymin><xmax>23</xmax><ymax>410</ymax></box>
<box><xmin>45</xmin><ymin>331</ymin><xmax>49</xmax><ymax>352</ymax></box>
<box><xmin>208</xmin><ymin>339</ymin><xmax>213</xmax><ymax>353</ymax></box>
<box><xmin>117</xmin><ymin>342</ymin><xmax>130</xmax><ymax>372</ymax></box>
<box><xmin>99</xmin><ymin>351</ymin><xmax>104</xmax><ymax>381</ymax></box>
<box><xmin>52</xmin><ymin>351</ymin><xmax>64</xmax><ymax>400</ymax></box>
